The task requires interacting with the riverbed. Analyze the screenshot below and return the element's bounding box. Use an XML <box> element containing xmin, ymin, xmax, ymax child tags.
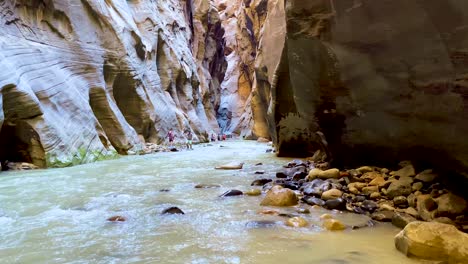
<box><xmin>0</xmin><ymin>141</ymin><xmax>432</xmax><ymax>263</ymax></box>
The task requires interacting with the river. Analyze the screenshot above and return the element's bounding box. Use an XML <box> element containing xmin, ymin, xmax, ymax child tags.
<box><xmin>0</xmin><ymin>141</ymin><xmax>432</xmax><ymax>264</ymax></box>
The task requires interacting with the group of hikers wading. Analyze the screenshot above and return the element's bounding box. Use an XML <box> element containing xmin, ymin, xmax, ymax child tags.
<box><xmin>166</xmin><ymin>129</ymin><xmax>193</xmax><ymax>150</ymax></box>
<box><xmin>165</xmin><ymin>129</ymin><xmax>227</xmax><ymax>150</ymax></box>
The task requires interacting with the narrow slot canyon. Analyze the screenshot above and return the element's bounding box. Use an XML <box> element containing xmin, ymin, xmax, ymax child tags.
<box><xmin>0</xmin><ymin>0</ymin><xmax>467</xmax><ymax>263</ymax></box>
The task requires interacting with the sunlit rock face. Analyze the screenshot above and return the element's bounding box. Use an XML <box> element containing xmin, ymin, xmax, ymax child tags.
<box><xmin>0</xmin><ymin>0</ymin><xmax>225</xmax><ymax>167</ymax></box>
<box><xmin>254</xmin><ymin>0</ymin><xmax>468</xmax><ymax>176</ymax></box>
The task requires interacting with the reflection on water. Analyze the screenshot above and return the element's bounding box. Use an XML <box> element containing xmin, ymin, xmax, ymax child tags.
<box><xmin>0</xmin><ymin>141</ymin><xmax>431</xmax><ymax>264</ymax></box>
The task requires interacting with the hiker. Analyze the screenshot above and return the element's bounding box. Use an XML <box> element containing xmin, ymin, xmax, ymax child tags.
<box><xmin>222</xmin><ymin>134</ymin><xmax>227</xmax><ymax>141</ymax></box>
<box><xmin>186</xmin><ymin>130</ymin><xmax>193</xmax><ymax>150</ymax></box>
<box><xmin>166</xmin><ymin>129</ymin><xmax>176</xmax><ymax>147</ymax></box>
<box><xmin>211</xmin><ymin>133</ymin><xmax>216</xmax><ymax>142</ymax></box>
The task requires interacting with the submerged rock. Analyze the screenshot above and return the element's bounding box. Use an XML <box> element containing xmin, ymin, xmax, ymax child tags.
<box><xmin>323</xmin><ymin>219</ymin><xmax>346</xmax><ymax>231</ymax></box>
<box><xmin>107</xmin><ymin>216</ymin><xmax>126</xmax><ymax>222</ymax></box>
<box><xmin>251</xmin><ymin>178</ymin><xmax>272</xmax><ymax>186</ymax></box>
<box><xmin>286</xmin><ymin>217</ymin><xmax>308</xmax><ymax>228</ymax></box>
<box><xmin>246</xmin><ymin>220</ymin><xmax>278</xmax><ymax>229</ymax></box>
<box><xmin>215</xmin><ymin>162</ymin><xmax>244</xmax><ymax>170</ymax></box>
<box><xmin>220</xmin><ymin>190</ymin><xmax>243</xmax><ymax>197</ymax></box>
<box><xmin>245</xmin><ymin>189</ymin><xmax>262</xmax><ymax>196</ymax></box>
<box><xmin>195</xmin><ymin>184</ymin><xmax>221</xmax><ymax>189</ymax></box>
<box><xmin>162</xmin><ymin>207</ymin><xmax>185</xmax><ymax>215</ymax></box>
<box><xmin>395</xmin><ymin>221</ymin><xmax>468</xmax><ymax>262</ymax></box>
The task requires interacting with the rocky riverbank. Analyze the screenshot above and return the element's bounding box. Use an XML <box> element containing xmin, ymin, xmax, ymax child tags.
<box><xmin>243</xmin><ymin>154</ymin><xmax>468</xmax><ymax>262</ymax></box>
<box><xmin>253</xmin><ymin>159</ymin><xmax>468</xmax><ymax>233</ymax></box>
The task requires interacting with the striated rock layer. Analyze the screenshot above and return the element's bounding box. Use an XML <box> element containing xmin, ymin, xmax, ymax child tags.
<box><xmin>252</xmin><ymin>0</ymin><xmax>468</xmax><ymax>178</ymax></box>
<box><xmin>0</xmin><ymin>0</ymin><xmax>226</xmax><ymax>167</ymax></box>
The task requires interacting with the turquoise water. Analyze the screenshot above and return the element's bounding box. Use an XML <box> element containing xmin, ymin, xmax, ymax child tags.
<box><xmin>0</xmin><ymin>141</ymin><xmax>431</xmax><ymax>264</ymax></box>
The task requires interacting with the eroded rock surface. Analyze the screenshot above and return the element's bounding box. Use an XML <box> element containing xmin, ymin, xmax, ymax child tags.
<box><xmin>252</xmin><ymin>0</ymin><xmax>468</xmax><ymax>177</ymax></box>
<box><xmin>0</xmin><ymin>0</ymin><xmax>226</xmax><ymax>167</ymax></box>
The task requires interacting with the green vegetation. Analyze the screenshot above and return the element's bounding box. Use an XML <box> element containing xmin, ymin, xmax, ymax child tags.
<box><xmin>46</xmin><ymin>147</ymin><xmax>120</xmax><ymax>168</ymax></box>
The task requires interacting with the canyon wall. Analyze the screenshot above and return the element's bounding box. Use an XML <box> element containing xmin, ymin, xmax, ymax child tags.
<box><xmin>0</xmin><ymin>0</ymin><xmax>226</xmax><ymax>167</ymax></box>
<box><xmin>254</xmin><ymin>0</ymin><xmax>468</xmax><ymax>176</ymax></box>
<box><xmin>214</xmin><ymin>0</ymin><xmax>268</xmax><ymax>138</ymax></box>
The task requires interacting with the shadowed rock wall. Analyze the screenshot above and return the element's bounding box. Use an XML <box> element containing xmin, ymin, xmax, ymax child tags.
<box><xmin>0</xmin><ymin>0</ymin><xmax>226</xmax><ymax>167</ymax></box>
<box><xmin>253</xmin><ymin>0</ymin><xmax>468</xmax><ymax>176</ymax></box>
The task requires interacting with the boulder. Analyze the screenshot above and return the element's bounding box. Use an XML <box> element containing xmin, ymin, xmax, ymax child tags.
<box><xmin>323</xmin><ymin>219</ymin><xmax>346</xmax><ymax>231</ymax></box>
<box><xmin>302</xmin><ymin>196</ymin><xmax>325</xmax><ymax>206</ymax></box>
<box><xmin>307</xmin><ymin>168</ymin><xmax>340</xmax><ymax>180</ymax></box>
<box><xmin>356</xmin><ymin>166</ymin><xmax>373</xmax><ymax>173</ymax></box>
<box><xmin>321</xmin><ymin>189</ymin><xmax>343</xmax><ymax>200</ymax></box>
<box><xmin>361</xmin><ymin>172</ymin><xmax>381</xmax><ymax>182</ymax></box>
<box><xmin>436</xmin><ymin>193</ymin><xmax>468</xmax><ymax>218</ymax></box>
<box><xmin>392</xmin><ymin>165</ymin><xmax>416</xmax><ymax>178</ymax></box>
<box><xmin>215</xmin><ymin>162</ymin><xmax>244</xmax><ymax>170</ymax></box>
<box><xmin>348</xmin><ymin>182</ymin><xmax>367</xmax><ymax>190</ymax></box>
<box><xmin>260</xmin><ymin>185</ymin><xmax>298</xmax><ymax>206</ymax></box>
<box><xmin>393</xmin><ymin>196</ymin><xmax>408</xmax><ymax>208</ymax></box>
<box><xmin>245</xmin><ymin>189</ymin><xmax>262</xmax><ymax>196</ymax></box>
<box><xmin>417</xmin><ymin>195</ymin><xmax>437</xmax><ymax>221</ymax></box>
<box><xmin>412</xmin><ymin>182</ymin><xmax>423</xmax><ymax>192</ymax></box>
<box><xmin>362</xmin><ymin>186</ymin><xmax>379</xmax><ymax>196</ymax></box>
<box><xmin>251</xmin><ymin>179</ymin><xmax>272</xmax><ymax>186</ymax></box>
<box><xmin>372</xmin><ymin>211</ymin><xmax>394</xmax><ymax>222</ymax></box>
<box><xmin>220</xmin><ymin>190</ymin><xmax>243</xmax><ymax>197</ymax></box>
<box><xmin>286</xmin><ymin>217</ymin><xmax>308</xmax><ymax>228</ymax></box>
<box><xmin>162</xmin><ymin>207</ymin><xmax>185</xmax><ymax>215</ymax></box>
<box><xmin>370</xmin><ymin>192</ymin><xmax>381</xmax><ymax>200</ymax></box>
<box><xmin>257</xmin><ymin>137</ymin><xmax>270</xmax><ymax>143</ymax></box>
<box><xmin>392</xmin><ymin>213</ymin><xmax>417</xmax><ymax>229</ymax></box>
<box><xmin>404</xmin><ymin>207</ymin><xmax>419</xmax><ymax>218</ymax></box>
<box><xmin>395</xmin><ymin>221</ymin><xmax>468</xmax><ymax>262</ymax></box>
<box><xmin>320</xmin><ymin>214</ymin><xmax>333</xmax><ymax>220</ymax></box>
<box><xmin>414</xmin><ymin>169</ymin><xmax>438</xmax><ymax>183</ymax></box>
<box><xmin>387</xmin><ymin>177</ymin><xmax>413</xmax><ymax>199</ymax></box>
<box><xmin>361</xmin><ymin>200</ymin><xmax>379</xmax><ymax>212</ymax></box>
<box><xmin>324</xmin><ymin>198</ymin><xmax>346</xmax><ymax>210</ymax></box>
<box><xmin>369</xmin><ymin>176</ymin><xmax>386</xmax><ymax>186</ymax></box>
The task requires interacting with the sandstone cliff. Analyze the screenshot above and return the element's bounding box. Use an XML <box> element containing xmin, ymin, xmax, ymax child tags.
<box><xmin>0</xmin><ymin>0</ymin><xmax>226</xmax><ymax>167</ymax></box>
<box><xmin>253</xmin><ymin>0</ymin><xmax>468</xmax><ymax>177</ymax></box>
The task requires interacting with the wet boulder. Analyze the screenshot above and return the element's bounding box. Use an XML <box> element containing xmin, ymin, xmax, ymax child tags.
<box><xmin>286</xmin><ymin>217</ymin><xmax>308</xmax><ymax>228</ymax></box>
<box><xmin>215</xmin><ymin>162</ymin><xmax>244</xmax><ymax>170</ymax></box>
<box><xmin>260</xmin><ymin>185</ymin><xmax>298</xmax><ymax>206</ymax></box>
<box><xmin>321</xmin><ymin>189</ymin><xmax>343</xmax><ymax>201</ymax></box>
<box><xmin>220</xmin><ymin>190</ymin><xmax>243</xmax><ymax>197</ymax></box>
<box><xmin>324</xmin><ymin>198</ymin><xmax>346</xmax><ymax>210</ymax></box>
<box><xmin>162</xmin><ymin>207</ymin><xmax>185</xmax><ymax>215</ymax></box>
<box><xmin>395</xmin><ymin>221</ymin><xmax>468</xmax><ymax>262</ymax></box>
<box><xmin>251</xmin><ymin>178</ymin><xmax>272</xmax><ymax>186</ymax></box>
<box><xmin>323</xmin><ymin>219</ymin><xmax>346</xmax><ymax>231</ymax></box>
<box><xmin>302</xmin><ymin>196</ymin><xmax>325</xmax><ymax>206</ymax></box>
<box><xmin>308</xmin><ymin>168</ymin><xmax>340</xmax><ymax>180</ymax></box>
<box><xmin>245</xmin><ymin>189</ymin><xmax>262</xmax><ymax>196</ymax></box>
<box><xmin>107</xmin><ymin>216</ymin><xmax>126</xmax><ymax>222</ymax></box>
